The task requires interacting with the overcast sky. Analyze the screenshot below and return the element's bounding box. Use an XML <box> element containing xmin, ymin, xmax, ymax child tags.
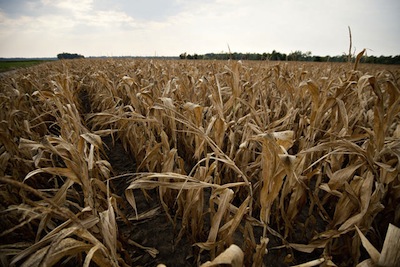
<box><xmin>0</xmin><ymin>0</ymin><xmax>399</xmax><ymax>58</ymax></box>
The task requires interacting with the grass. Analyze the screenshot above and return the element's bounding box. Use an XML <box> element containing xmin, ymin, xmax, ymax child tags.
<box><xmin>0</xmin><ymin>60</ymin><xmax>49</xmax><ymax>72</ymax></box>
<box><xmin>0</xmin><ymin>58</ymin><xmax>399</xmax><ymax>266</ymax></box>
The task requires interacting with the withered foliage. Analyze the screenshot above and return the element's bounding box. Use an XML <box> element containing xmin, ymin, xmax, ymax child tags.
<box><xmin>0</xmin><ymin>59</ymin><xmax>399</xmax><ymax>266</ymax></box>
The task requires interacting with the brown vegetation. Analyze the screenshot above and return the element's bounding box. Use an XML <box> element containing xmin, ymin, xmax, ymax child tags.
<box><xmin>0</xmin><ymin>59</ymin><xmax>399</xmax><ymax>266</ymax></box>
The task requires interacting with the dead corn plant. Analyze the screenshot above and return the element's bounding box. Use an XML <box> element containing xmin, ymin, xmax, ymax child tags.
<box><xmin>1</xmin><ymin>58</ymin><xmax>399</xmax><ymax>266</ymax></box>
<box><xmin>1</xmin><ymin>62</ymin><xmax>129</xmax><ymax>266</ymax></box>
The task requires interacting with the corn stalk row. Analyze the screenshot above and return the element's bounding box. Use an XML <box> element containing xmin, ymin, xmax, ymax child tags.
<box><xmin>0</xmin><ymin>59</ymin><xmax>399</xmax><ymax>266</ymax></box>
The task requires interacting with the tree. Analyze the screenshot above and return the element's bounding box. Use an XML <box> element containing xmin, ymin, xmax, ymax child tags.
<box><xmin>287</xmin><ymin>51</ymin><xmax>303</xmax><ymax>61</ymax></box>
<box><xmin>271</xmin><ymin>50</ymin><xmax>285</xmax><ymax>61</ymax></box>
<box><xmin>179</xmin><ymin>53</ymin><xmax>187</xmax><ymax>59</ymax></box>
<box><xmin>178</xmin><ymin>50</ymin><xmax>400</xmax><ymax>64</ymax></box>
<box><xmin>57</xmin><ymin>53</ymin><xmax>84</xmax><ymax>60</ymax></box>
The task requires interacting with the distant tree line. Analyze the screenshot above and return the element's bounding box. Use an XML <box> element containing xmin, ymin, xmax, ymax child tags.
<box><xmin>57</xmin><ymin>53</ymin><xmax>84</xmax><ymax>60</ymax></box>
<box><xmin>179</xmin><ymin>50</ymin><xmax>400</xmax><ymax>64</ymax></box>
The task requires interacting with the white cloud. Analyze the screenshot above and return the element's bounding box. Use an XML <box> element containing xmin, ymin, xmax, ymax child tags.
<box><xmin>0</xmin><ymin>0</ymin><xmax>399</xmax><ymax>57</ymax></box>
<box><xmin>38</xmin><ymin>0</ymin><xmax>138</xmax><ymax>29</ymax></box>
<box><xmin>85</xmin><ymin>10</ymin><xmax>139</xmax><ymax>28</ymax></box>
<box><xmin>41</xmin><ymin>0</ymin><xmax>92</xmax><ymax>14</ymax></box>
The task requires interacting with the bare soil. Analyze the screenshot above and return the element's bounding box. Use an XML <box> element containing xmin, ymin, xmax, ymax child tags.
<box><xmin>103</xmin><ymin>136</ymin><xmax>329</xmax><ymax>267</ymax></box>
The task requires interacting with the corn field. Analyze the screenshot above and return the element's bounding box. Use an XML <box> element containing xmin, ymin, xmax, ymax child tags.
<box><xmin>0</xmin><ymin>58</ymin><xmax>399</xmax><ymax>266</ymax></box>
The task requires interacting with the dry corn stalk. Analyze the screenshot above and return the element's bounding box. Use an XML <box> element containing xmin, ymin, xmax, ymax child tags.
<box><xmin>0</xmin><ymin>58</ymin><xmax>399</xmax><ymax>266</ymax></box>
<box><xmin>356</xmin><ymin>224</ymin><xmax>400</xmax><ymax>267</ymax></box>
<box><xmin>200</xmin><ymin>244</ymin><xmax>244</xmax><ymax>267</ymax></box>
